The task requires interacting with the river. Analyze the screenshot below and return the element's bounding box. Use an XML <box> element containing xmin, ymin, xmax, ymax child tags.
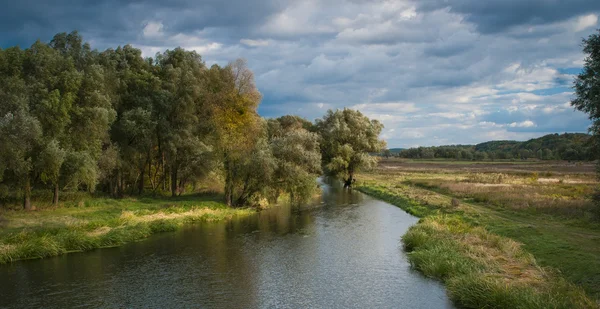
<box><xmin>0</xmin><ymin>179</ymin><xmax>453</xmax><ymax>308</ymax></box>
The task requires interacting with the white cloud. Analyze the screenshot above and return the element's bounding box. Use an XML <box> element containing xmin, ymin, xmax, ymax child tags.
<box><xmin>508</xmin><ymin>120</ymin><xmax>536</xmax><ymax>128</ymax></box>
<box><xmin>143</xmin><ymin>21</ymin><xmax>164</xmax><ymax>38</ymax></box>
<box><xmin>351</xmin><ymin>102</ymin><xmax>419</xmax><ymax>113</ymax></box>
<box><xmin>240</xmin><ymin>39</ymin><xmax>269</xmax><ymax>47</ymax></box>
<box><xmin>574</xmin><ymin>14</ymin><xmax>598</xmax><ymax>32</ymax></box>
<box><xmin>110</xmin><ymin>0</ymin><xmax>594</xmax><ymax>147</ymax></box>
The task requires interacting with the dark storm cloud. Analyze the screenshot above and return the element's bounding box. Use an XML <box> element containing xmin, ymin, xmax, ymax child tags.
<box><xmin>412</xmin><ymin>0</ymin><xmax>600</xmax><ymax>33</ymax></box>
<box><xmin>1</xmin><ymin>0</ymin><xmax>596</xmax><ymax>146</ymax></box>
<box><xmin>0</xmin><ymin>0</ymin><xmax>289</xmax><ymax>48</ymax></box>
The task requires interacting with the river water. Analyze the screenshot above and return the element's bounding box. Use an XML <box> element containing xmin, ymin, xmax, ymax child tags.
<box><xmin>0</xmin><ymin>180</ymin><xmax>453</xmax><ymax>308</ymax></box>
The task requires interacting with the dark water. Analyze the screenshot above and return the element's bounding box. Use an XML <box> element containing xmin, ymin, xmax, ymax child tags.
<box><xmin>0</xmin><ymin>180</ymin><xmax>453</xmax><ymax>309</ymax></box>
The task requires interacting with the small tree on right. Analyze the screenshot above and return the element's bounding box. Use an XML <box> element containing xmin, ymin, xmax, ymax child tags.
<box><xmin>571</xmin><ymin>29</ymin><xmax>600</xmax><ymax>218</ymax></box>
<box><xmin>316</xmin><ymin>109</ymin><xmax>386</xmax><ymax>188</ymax></box>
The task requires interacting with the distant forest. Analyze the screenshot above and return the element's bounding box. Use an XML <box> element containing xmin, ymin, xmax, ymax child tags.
<box><xmin>391</xmin><ymin>133</ymin><xmax>595</xmax><ymax>161</ymax></box>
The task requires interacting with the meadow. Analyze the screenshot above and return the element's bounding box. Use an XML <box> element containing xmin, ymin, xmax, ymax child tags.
<box><xmin>0</xmin><ymin>192</ymin><xmax>255</xmax><ymax>264</ymax></box>
<box><xmin>357</xmin><ymin>158</ymin><xmax>600</xmax><ymax>308</ymax></box>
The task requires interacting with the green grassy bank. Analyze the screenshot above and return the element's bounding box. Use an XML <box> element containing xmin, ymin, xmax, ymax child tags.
<box><xmin>358</xmin><ymin>185</ymin><xmax>597</xmax><ymax>308</ymax></box>
<box><xmin>357</xmin><ymin>161</ymin><xmax>600</xmax><ymax>309</ymax></box>
<box><xmin>0</xmin><ymin>194</ymin><xmax>254</xmax><ymax>264</ymax></box>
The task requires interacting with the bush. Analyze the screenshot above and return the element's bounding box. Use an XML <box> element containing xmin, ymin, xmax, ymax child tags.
<box><xmin>529</xmin><ymin>172</ymin><xmax>539</xmax><ymax>183</ymax></box>
<box><xmin>451</xmin><ymin>198</ymin><xmax>460</xmax><ymax>208</ymax></box>
<box><xmin>464</xmin><ymin>173</ymin><xmax>507</xmax><ymax>184</ymax></box>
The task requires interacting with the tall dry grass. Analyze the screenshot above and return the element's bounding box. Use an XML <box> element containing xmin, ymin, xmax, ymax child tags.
<box><xmin>403</xmin><ymin>215</ymin><xmax>597</xmax><ymax>309</ymax></box>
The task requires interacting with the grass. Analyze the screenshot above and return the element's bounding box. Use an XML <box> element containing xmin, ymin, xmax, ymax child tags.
<box><xmin>403</xmin><ymin>215</ymin><xmax>595</xmax><ymax>308</ymax></box>
<box><xmin>357</xmin><ymin>158</ymin><xmax>600</xmax><ymax>308</ymax></box>
<box><xmin>0</xmin><ymin>193</ymin><xmax>255</xmax><ymax>264</ymax></box>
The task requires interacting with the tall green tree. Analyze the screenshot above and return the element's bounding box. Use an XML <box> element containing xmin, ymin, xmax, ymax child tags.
<box><xmin>156</xmin><ymin>48</ymin><xmax>211</xmax><ymax>196</ymax></box>
<box><xmin>0</xmin><ymin>107</ymin><xmax>42</xmax><ymax>210</ymax></box>
<box><xmin>316</xmin><ymin>109</ymin><xmax>386</xmax><ymax>187</ymax></box>
<box><xmin>268</xmin><ymin>116</ymin><xmax>322</xmax><ymax>204</ymax></box>
<box><xmin>206</xmin><ymin>59</ymin><xmax>262</xmax><ymax>206</ymax></box>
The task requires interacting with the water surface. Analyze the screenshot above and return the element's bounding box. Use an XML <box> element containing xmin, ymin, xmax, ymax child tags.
<box><xmin>0</xmin><ymin>180</ymin><xmax>453</xmax><ymax>308</ymax></box>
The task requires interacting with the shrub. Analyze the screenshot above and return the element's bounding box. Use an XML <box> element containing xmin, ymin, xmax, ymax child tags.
<box><xmin>529</xmin><ymin>172</ymin><xmax>539</xmax><ymax>183</ymax></box>
<box><xmin>451</xmin><ymin>198</ymin><xmax>460</xmax><ymax>208</ymax></box>
<box><xmin>464</xmin><ymin>173</ymin><xmax>507</xmax><ymax>184</ymax></box>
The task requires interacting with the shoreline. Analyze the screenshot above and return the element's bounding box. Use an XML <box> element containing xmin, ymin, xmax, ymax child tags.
<box><xmin>356</xmin><ymin>183</ymin><xmax>598</xmax><ymax>308</ymax></box>
<box><xmin>0</xmin><ymin>196</ymin><xmax>256</xmax><ymax>264</ymax></box>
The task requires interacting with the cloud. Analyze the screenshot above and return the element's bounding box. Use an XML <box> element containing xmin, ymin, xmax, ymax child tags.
<box><xmin>574</xmin><ymin>14</ymin><xmax>598</xmax><ymax>32</ymax></box>
<box><xmin>1</xmin><ymin>0</ymin><xmax>596</xmax><ymax>147</ymax></box>
<box><xmin>240</xmin><ymin>39</ymin><xmax>269</xmax><ymax>47</ymax></box>
<box><xmin>410</xmin><ymin>0</ymin><xmax>600</xmax><ymax>34</ymax></box>
<box><xmin>508</xmin><ymin>120</ymin><xmax>536</xmax><ymax>128</ymax></box>
<box><xmin>143</xmin><ymin>21</ymin><xmax>164</xmax><ymax>38</ymax></box>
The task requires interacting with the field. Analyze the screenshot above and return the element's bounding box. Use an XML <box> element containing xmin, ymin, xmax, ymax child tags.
<box><xmin>0</xmin><ymin>192</ymin><xmax>254</xmax><ymax>264</ymax></box>
<box><xmin>357</xmin><ymin>158</ymin><xmax>600</xmax><ymax>308</ymax></box>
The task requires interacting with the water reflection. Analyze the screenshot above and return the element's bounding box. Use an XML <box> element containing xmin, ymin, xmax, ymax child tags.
<box><xmin>0</xmin><ymin>179</ymin><xmax>453</xmax><ymax>309</ymax></box>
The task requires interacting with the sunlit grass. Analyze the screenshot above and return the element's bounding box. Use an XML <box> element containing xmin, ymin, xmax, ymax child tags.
<box><xmin>356</xmin><ymin>159</ymin><xmax>600</xmax><ymax>304</ymax></box>
<box><xmin>403</xmin><ymin>215</ymin><xmax>596</xmax><ymax>308</ymax></box>
<box><xmin>0</xmin><ymin>194</ymin><xmax>255</xmax><ymax>264</ymax></box>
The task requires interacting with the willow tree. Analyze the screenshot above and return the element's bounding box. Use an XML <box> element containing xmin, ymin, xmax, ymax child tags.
<box><xmin>206</xmin><ymin>59</ymin><xmax>262</xmax><ymax>206</ymax></box>
<box><xmin>316</xmin><ymin>109</ymin><xmax>386</xmax><ymax>187</ymax></box>
<box><xmin>268</xmin><ymin>116</ymin><xmax>322</xmax><ymax>204</ymax></box>
<box><xmin>156</xmin><ymin>48</ymin><xmax>212</xmax><ymax>196</ymax></box>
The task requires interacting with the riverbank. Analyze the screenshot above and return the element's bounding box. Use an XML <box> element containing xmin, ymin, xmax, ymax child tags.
<box><xmin>357</xmin><ymin>159</ymin><xmax>600</xmax><ymax>308</ymax></box>
<box><xmin>0</xmin><ymin>194</ymin><xmax>255</xmax><ymax>264</ymax></box>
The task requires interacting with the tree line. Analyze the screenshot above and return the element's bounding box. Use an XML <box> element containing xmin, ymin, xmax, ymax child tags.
<box><xmin>0</xmin><ymin>31</ymin><xmax>385</xmax><ymax>210</ymax></box>
<box><xmin>393</xmin><ymin>133</ymin><xmax>594</xmax><ymax>161</ymax></box>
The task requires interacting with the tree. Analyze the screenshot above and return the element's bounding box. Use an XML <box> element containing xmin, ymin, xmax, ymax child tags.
<box><xmin>572</xmin><ymin>29</ymin><xmax>600</xmax><ymax>162</ymax></box>
<box><xmin>156</xmin><ymin>48</ymin><xmax>211</xmax><ymax>196</ymax></box>
<box><xmin>474</xmin><ymin>151</ymin><xmax>488</xmax><ymax>161</ymax></box>
<box><xmin>420</xmin><ymin>148</ymin><xmax>435</xmax><ymax>159</ymax></box>
<box><xmin>206</xmin><ymin>59</ymin><xmax>263</xmax><ymax>206</ymax></box>
<box><xmin>1</xmin><ymin>32</ymin><xmax>333</xmax><ymax>210</ymax></box>
<box><xmin>268</xmin><ymin>116</ymin><xmax>322</xmax><ymax>204</ymax></box>
<box><xmin>0</xmin><ymin>107</ymin><xmax>42</xmax><ymax>209</ymax></box>
<box><xmin>572</xmin><ymin>29</ymin><xmax>600</xmax><ymax>218</ymax></box>
<box><xmin>316</xmin><ymin>109</ymin><xmax>386</xmax><ymax>187</ymax></box>
<box><xmin>36</xmin><ymin>140</ymin><xmax>66</xmax><ymax>205</ymax></box>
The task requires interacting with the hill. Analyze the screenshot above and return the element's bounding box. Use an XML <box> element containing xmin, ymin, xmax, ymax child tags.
<box><xmin>397</xmin><ymin>133</ymin><xmax>594</xmax><ymax>161</ymax></box>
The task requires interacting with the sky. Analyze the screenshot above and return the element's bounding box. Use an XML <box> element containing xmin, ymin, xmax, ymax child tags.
<box><xmin>1</xmin><ymin>0</ymin><xmax>599</xmax><ymax>148</ymax></box>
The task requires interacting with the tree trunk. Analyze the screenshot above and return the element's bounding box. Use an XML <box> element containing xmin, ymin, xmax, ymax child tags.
<box><xmin>178</xmin><ymin>178</ymin><xmax>185</xmax><ymax>196</ymax></box>
<box><xmin>162</xmin><ymin>152</ymin><xmax>167</xmax><ymax>192</ymax></box>
<box><xmin>224</xmin><ymin>159</ymin><xmax>233</xmax><ymax>207</ymax></box>
<box><xmin>344</xmin><ymin>172</ymin><xmax>354</xmax><ymax>188</ymax></box>
<box><xmin>118</xmin><ymin>169</ymin><xmax>124</xmax><ymax>198</ymax></box>
<box><xmin>23</xmin><ymin>176</ymin><xmax>32</xmax><ymax>210</ymax></box>
<box><xmin>53</xmin><ymin>183</ymin><xmax>59</xmax><ymax>205</ymax></box>
<box><xmin>109</xmin><ymin>177</ymin><xmax>115</xmax><ymax>198</ymax></box>
<box><xmin>138</xmin><ymin>164</ymin><xmax>145</xmax><ymax>195</ymax></box>
<box><xmin>171</xmin><ymin>164</ymin><xmax>178</xmax><ymax>197</ymax></box>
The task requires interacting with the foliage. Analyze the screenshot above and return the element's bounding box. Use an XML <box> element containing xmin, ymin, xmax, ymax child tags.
<box><xmin>571</xmin><ymin>29</ymin><xmax>600</xmax><ymax>219</ymax></box>
<box><xmin>2</xmin><ymin>32</ymin><xmax>379</xmax><ymax>209</ymax></box>
<box><xmin>268</xmin><ymin>116</ymin><xmax>322</xmax><ymax>204</ymax></box>
<box><xmin>316</xmin><ymin>108</ymin><xmax>386</xmax><ymax>182</ymax></box>
<box><xmin>357</xmin><ymin>160</ymin><xmax>600</xmax><ymax>301</ymax></box>
<box><xmin>0</xmin><ymin>194</ymin><xmax>254</xmax><ymax>263</ymax></box>
<box><xmin>395</xmin><ymin>133</ymin><xmax>594</xmax><ymax>161</ymax></box>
